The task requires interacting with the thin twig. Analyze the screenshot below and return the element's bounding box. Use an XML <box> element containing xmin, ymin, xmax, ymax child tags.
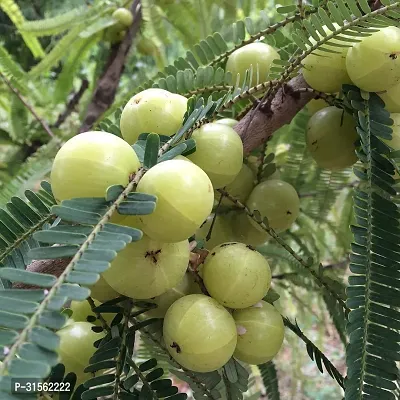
<box><xmin>0</xmin><ymin>72</ymin><xmax>54</xmax><ymax>138</ymax></box>
<box><xmin>53</xmin><ymin>79</ymin><xmax>89</xmax><ymax>128</ymax></box>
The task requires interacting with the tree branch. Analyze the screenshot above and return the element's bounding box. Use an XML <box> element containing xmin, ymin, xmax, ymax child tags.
<box><xmin>234</xmin><ymin>74</ymin><xmax>315</xmax><ymax>154</ymax></box>
<box><xmin>80</xmin><ymin>0</ymin><xmax>142</xmax><ymax>132</ymax></box>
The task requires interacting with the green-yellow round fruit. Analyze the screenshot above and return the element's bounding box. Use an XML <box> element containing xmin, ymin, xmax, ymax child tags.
<box><xmin>203</xmin><ymin>242</ymin><xmax>271</xmax><ymax>309</ymax></box>
<box><xmin>120</xmin><ymin>88</ymin><xmax>188</xmax><ymax>144</ymax></box>
<box><xmin>346</xmin><ymin>26</ymin><xmax>400</xmax><ymax>92</ymax></box>
<box><xmin>50</xmin><ymin>131</ymin><xmax>140</xmax><ymax>202</ymax></box>
<box><xmin>57</xmin><ymin>322</ymin><xmax>105</xmax><ymax>385</ymax></box>
<box><xmin>302</xmin><ymin>24</ymin><xmax>351</xmax><ymax>93</ymax></box>
<box><xmin>89</xmin><ymin>275</ymin><xmax>120</xmax><ymax>303</ymax></box>
<box><xmin>379</xmin><ymin>81</ymin><xmax>400</xmax><ymax>113</ymax></box>
<box><xmin>163</xmin><ymin>294</ymin><xmax>237</xmax><ymax>372</ymax></box>
<box><xmin>136</xmin><ymin>159</ymin><xmax>214</xmax><ymax>242</ymax></box>
<box><xmin>230</xmin><ymin>211</ymin><xmax>269</xmax><ymax>247</ymax></box>
<box><xmin>307</xmin><ymin>98</ymin><xmax>330</xmax><ymax>115</ymax></box>
<box><xmin>233</xmin><ymin>301</ymin><xmax>284</xmax><ymax>364</ymax></box>
<box><xmin>145</xmin><ymin>273</ymin><xmax>202</xmax><ymax>318</ymax></box>
<box><xmin>112</xmin><ymin>8</ymin><xmax>133</xmax><ymax>27</ymax></box>
<box><xmin>226</xmin><ymin>42</ymin><xmax>280</xmax><ymax>87</ymax></box>
<box><xmin>102</xmin><ymin>234</ymin><xmax>190</xmax><ymax>299</ymax></box>
<box><xmin>214</xmin><ymin>163</ymin><xmax>255</xmax><ymax>206</ymax></box>
<box><xmin>382</xmin><ymin>113</ymin><xmax>400</xmax><ymax>150</ymax></box>
<box><xmin>306</xmin><ymin>106</ymin><xmax>358</xmax><ymax>170</ymax></box>
<box><xmin>69</xmin><ymin>299</ymin><xmax>116</xmax><ymax>327</ymax></box>
<box><xmin>246</xmin><ymin>180</ymin><xmax>300</xmax><ymax>233</ymax></box>
<box><xmin>195</xmin><ymin>214</ymin><xmax>235</xmax><ymax>250</ymax></box>
<box><xmin>215</xmin><ymin>118</ymin><xmax>238</xmax><ymax>128</ymax></box>
<box><xmin>187</xmin><ymin>123</ymin><xmax>243</xmax><ymax>189</ymax></box>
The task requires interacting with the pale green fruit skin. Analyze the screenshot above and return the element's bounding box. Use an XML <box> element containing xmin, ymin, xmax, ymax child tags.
<box><xmin>215</xmin><ymin>118</ymin><xmax>237</xmax><ymax>128</ymax></box>
<box><xmin>346</xmin><ymin>26</ymin><xmax>400</xmax><ymax>92</ymax></box>
<box><xmin>89</xmin><ymin>275</ymin><xmax>120</xmax><ymax>303</ymax></box>
<box><xmin>214</xmin><ymin>163</ymin><xmax>255</xmax><ymax>206</ymax></box>
<box><xmin>379</xmin><ymin>81</ymin><xmax>400</xmax><ymax>113</ymax></box>
<box><xmin>50</xmin><ymin>131</ymin><xmax>140</xmax><ymax>202</ymax></box>
<box><xmin>307</xmin><ymin>98</ymin><xmax>330</xmax><ymax>115</ymax></box>
<box><xmin>136</xmin><ymin>160</ymin><xmax>214</xmax><ymax>242</ymax></box>
<box><xmin>226</xmin><ymin>42</ymin><xmax>280</xmax><ymax>87</ymax></box>
<box><xmin>233</xmin><ymin>301</ymin><xmax>284</xmax><ymax>365</ymax></box>
<box><xmin>203</xmin><ymin>242</ymin><xmax>271</xmax><ymax>309</ymax></box>
<box><xmin>102</xmin><ymin>234</ymin><xmax>190</xmax><ymax>299</ymax></box>
<box><xmin>163</xmin><ymin>294</ymin><xmax>237</xmax><ymax>372</ymax></box>
<box><xmin>187</xmin><ymin>123</ymin><xmax>243</xmax><ymax>189</ymax></box>
<box><xmin>231</xmin><ymin>211</ymin><xmax>269</xmax><ymax>247</ymax></box>
<box><xmin>306</xmin><ymin>106</ymin><xmax>358</xmax><ymax>170</ymax></box>
<box><xmin>70</xmin><ymin>299</ymin><xmax>115</xmax><ymax>327</ymax></box>
<box><xmin>145</xmin><ymin>273</ymin><xmax>202</xmax><ymax>318</ymax></box>
<box><xmin>246</xmin><ymin>180</ymin><xmax>300</xmax><ymax>233</ymax></box>
<box><xmin>195</xmin><ymin>214</ymin><xmax>235</xmax><ymax>250</ymax></box>
<box><xmin>57</xmin><ymin>322</ymin><xmax>105</xmax><ymax>385</ymax></box>
<box><xmin>112</xmin><ymin>8</ymin><xmax>133</xmax><ymax>27</ymax></box>
<box><xmin>382</xmin><ymin>113</ymin><xmax>400</xmax><ymax>150</ymax></box>
<box><xmin>120</xmin><ymin>88</ymin><xmax>188</xmax><ymax>144</ymax></box>
<box><xmin>303</xmin><ymin>24</ymin><xmax>351</xmax><ymax>93</ymax></box>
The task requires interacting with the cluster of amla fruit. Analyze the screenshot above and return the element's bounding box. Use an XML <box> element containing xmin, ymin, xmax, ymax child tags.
<box><xmin>302</xmin><ymin>25</ymin><xmax>400</xmax><ymax>171</ymax></box>
<box><xmin>48</xmin><ymin>41</ymin><xmax>311</xmax><ymax>377</ymax></box>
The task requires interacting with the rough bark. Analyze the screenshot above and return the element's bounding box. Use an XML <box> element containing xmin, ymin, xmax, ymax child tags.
<box><xmin>235</xmin><ymin>75</ymin><xmax>314</xmax><ymax>154</ymax></box>
<box><xmin>80</xmin><ymin>0</ymin><xmax>142</xmax><ymax>132</ymax></box>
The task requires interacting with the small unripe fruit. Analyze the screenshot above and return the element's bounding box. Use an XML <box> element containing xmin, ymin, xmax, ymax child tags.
<box><xmin>102</xmin><ymin>234</ymin><xmax>190</xmax><ymax>299</ymax></box>
<box><xmin>226</xmin><ymin>42</ymin><xmax>280</xmax><ymax>87</ymax></box>
<box><xmin>163</xmin><ymin>294</ymin><xmax>237</xmax><ymax>372</ymax></box>
<box><xmin>214</xmin><ymin>163</ymin><xmax>255</xmax><ymax>206</ymax></box>
<box><xmin>145</xmin><ymin>273</ymin><xmax>202</xmax><ymax>318</ymax></box>
<box><xmin>195</xmin><ymin>214</ymin><xmax>235</xmax><ymax>250</ymax></box>
<box><xmin>246</xmin><ymin>180</ymin><xmax>300</xmax><ymax>233</ymax></box>
<box><xmin>346</xmin><ymin>26</ymin><xmax>400</xmax><ymax>92</ymax></box>
<box><xmin>112</xmin><ymin>8</ymin><xmax>133</xmax><ymax>27</ymax></box>
<box><xmin>136</xmin><ymin>160</ymin><xmax>214</xmax><ymax>242</ymax></box>
<box><xmin>215</xmin><ymin>118</ymin><xmax>237</xmax><ymax>128</ymax></box>
<box><xmin>379</xmin><ymin>82</ymin><xmax>400</xmax><ymax>113</ymax></box>
<box><xmin>203</xmin><ymin>242</ymin><xmax>271</xmax><ymax>309</ymax></box>
<box><xmin>187</xmin><ymin>123</ymin><xmax>243</xmax><ymax>188</ymax></box>
<box><xmin>70</xmin><ymin>299</ymin><xmax>116</xmax><ymax>327</ymax></box>
<box><xmin>306</xmin><ymin>106</ymin><xmax>358</xmax><ymax>170</ymax></box>
<box><xmin>89</xmin><ymin>275</ymin><xmax>120</xmax><ymax>303</ymax></box>
<box><xmin>307</xmin><ymin>98</ymin><xmax>330</xmax><ymax>115</ymax></box>
<box><xmin>230</xmin><ymin>211</ymin><xmax>269</xmax><ymax>247</ymax></box>
<box><xmin>57</xmin><ymin>322</ymin><xmax>105</xmax><ymax>385</ymax></box>
<box><xmin>50</xmin><ymin>131</ymin><xmax>140</xmax><ymax>202</ymax></box>
<box><xmin>120</xmin><ymin>89</ymin><xmax>188</xmax><ymax>145</ymax></box>
<box><xmin>233</xmin><ymin>301</ymin><xmax>284</xmax><ymax>365</ymax></box>
<box><xmin>302</xmin><ymin>24</ymin><xmax>351</xmax><ymax>93</ymax></box>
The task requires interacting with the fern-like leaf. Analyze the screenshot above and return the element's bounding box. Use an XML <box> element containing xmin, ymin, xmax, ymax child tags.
<box><xmin>0</xmin><ymin>0</ymin><xmax>45</xmax><ymax>58</ymax></box>
<box><xmin>258</xmin><ymin>361</ymin><xmax>280</xmax><ymax>400</ymax></box>
<box><xmin>19</xmin><ymin>6</ymin><xmax>89</xmax><ymax>37</ymax></box>
<box><xmin>344</xmin><ymin>87</ymin><xmax>400</xmax><ymax>399</ymax></box>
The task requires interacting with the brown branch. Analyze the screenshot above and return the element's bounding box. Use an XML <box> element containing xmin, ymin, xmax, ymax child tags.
<box><xmin>234</xmin><ymin>74</ymin><xmax>315</xmax><ymax>154</ymax></box>
<box><xmin>80</xmin><ymin>0</ymin><xmax>142</xmax><ymax>132</ymax></box>
<box><xmin>0</xmin><ymin>72</ymin><xmax>54</xmax><ymax>138</ymax></box>
<box><xmin>12</xmin><ymin>258</ymin><xmax>70</xmax><ymax>289</ymax></box>
<box><xmin>52</xmin><ymin>79</ymin><xmax>89</xmax><ymax>128</ymax></box>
